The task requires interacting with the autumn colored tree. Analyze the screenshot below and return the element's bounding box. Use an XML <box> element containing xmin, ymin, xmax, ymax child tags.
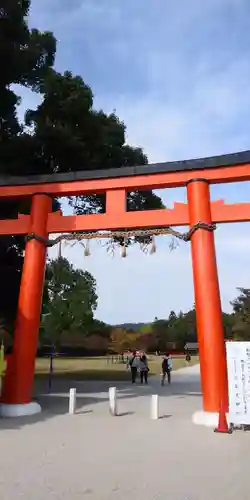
<box><xmin>136</xmin><ymin>332</ymin><xmax>157</xmax><ymax>352</ymax></box>
<box><xmin>109</xmin><ymin>328</ymin><xmax>137</xmax><ymax>353</ymax></box>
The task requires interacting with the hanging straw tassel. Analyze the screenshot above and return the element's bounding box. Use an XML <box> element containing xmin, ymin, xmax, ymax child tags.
<box><xmin>150</xmin><ymin>235</ymin><xmax>157</xmax><ymax>254</ymax></box>
<box><xmin>84</xmin><ymin>240</ymin><xmax>91</xmax><ymax>257</ymax></box>
<box><xmin>121</xmin><ymin>241</ymin><xmax>127</xmax><ymax>258</ymax></box>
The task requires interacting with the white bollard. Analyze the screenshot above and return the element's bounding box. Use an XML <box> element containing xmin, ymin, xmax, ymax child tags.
<box><xmin>109</xmin><ymin>387</ymin><xmax>117</xmax><ymax>416</ymax></box>
<box><xmin>151</xmin><ymin>394</ymin><xmax>159</xmax><ymax>420</ymax></box>
<box><xmin>69</xmin><ymin>388</ymin><xmax>76</xmax><ymax>414</ymax></box>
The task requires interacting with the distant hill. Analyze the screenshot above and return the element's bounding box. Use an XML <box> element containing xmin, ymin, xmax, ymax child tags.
<box><xmin>114</xmin><ymin>323</ymin><xmax>147</xmax><ymax>332</ymax></box>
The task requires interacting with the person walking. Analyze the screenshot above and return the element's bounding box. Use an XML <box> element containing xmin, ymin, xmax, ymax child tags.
<box><xmin>161</xmin><ymin>353</ymin><xmax>172</xmax><ymax>386</ymax></box>
<box><xmin>128</xmin><ymin>351</ymin><xmax>139</xmax><ymax>384</ymax></box>
<box><xmin>139</xmin><ymin>353</ymin><xmax>149</xmax><ymax>384</ymax></box>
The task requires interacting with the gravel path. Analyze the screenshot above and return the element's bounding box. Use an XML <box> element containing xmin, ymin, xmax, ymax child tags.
<box><xmin>0</xmin><ymin>364</ymin><xmax>249</xmax><ymax>500</ymax></box>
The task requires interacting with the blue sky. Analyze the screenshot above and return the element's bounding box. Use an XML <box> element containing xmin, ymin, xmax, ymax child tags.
<box><xmin>17</xmin><ymin>0</ymin><xmax>250</xmax><ymax>323</ymax></box>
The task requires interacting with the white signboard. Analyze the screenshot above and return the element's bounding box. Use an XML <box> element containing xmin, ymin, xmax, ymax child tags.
<box><xmin>226</xmin><ymin>341</ymin><xmax>250</xmax><ymax>425</ymax></box>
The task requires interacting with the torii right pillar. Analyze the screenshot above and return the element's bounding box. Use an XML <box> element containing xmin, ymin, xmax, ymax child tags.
<box><xmin>187</xmin><ymin>178</ymin><xmax>228</xmax><ymax>427</ymax></box>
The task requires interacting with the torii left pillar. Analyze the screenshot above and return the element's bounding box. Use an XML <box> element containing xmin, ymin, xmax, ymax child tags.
<box><xmin>0</xmin><ymin>194</ymin><xmax>52</xmax><ymax>417</ymax></box>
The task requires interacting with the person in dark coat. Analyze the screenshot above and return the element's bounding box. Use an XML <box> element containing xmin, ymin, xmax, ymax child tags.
<box><xmin>161</xmin><ymin>353</ymin><xmax>172</xmax><ymax>385</ymax></box>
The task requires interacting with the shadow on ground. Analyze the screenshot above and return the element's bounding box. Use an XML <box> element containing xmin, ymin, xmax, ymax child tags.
<box><xmin>0</xmin><ymin>373</ymin><xmax>201</xmax><ymax>431</ymax></box>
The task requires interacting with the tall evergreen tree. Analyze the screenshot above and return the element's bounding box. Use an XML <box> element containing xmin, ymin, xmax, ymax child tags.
<box><xmin>0</xmin><ymin>1</ymin><xmax>163</xmax><ymax>327</ymax></box>
<box><xmin>0</xmin><ymin>0</ymin><xmax>56</xmax><ymax>322</ymax></box>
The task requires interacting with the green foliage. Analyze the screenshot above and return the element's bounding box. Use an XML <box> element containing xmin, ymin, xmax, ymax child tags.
<box><xmin>0</xmin><ymin>0</ymin><xmax>56</xmax><ymax>173</ymax></box>
<box><xmin>39</xmin><ymin>285</ymin><xmax>250</xmax><ymax>353</ymax></box>
<box><xmin>132</xmin><ymin>306</ymin><xmax>234</xmax><ymax>352</ymax></box>
<box><xmin>41</xmin><ymin>257</ymin><xmax>98</xmax><ymax>348</ymax></box>
<box><xmin>88</xmin><ymin>319</ymin><xmax>112</xmax><ymax>339</ymax></box>
<box><xmin>230</xmin><ymin>288</ymin><xmax>250</xmax><ymax>340</ymax></box>
<box><xmin>25</xmin><ymin>68</ymin><xmax>164</xmax><ymax>220</ymax></box>
<box><xmin>139</xmin><ymin>323</ymin><xmax>153</xmax><ymax>335</ymax></box>
<box><xmin>152</xmin><ymin>319</ymin><xmax>169</xmax><ymax>351</ymax></box>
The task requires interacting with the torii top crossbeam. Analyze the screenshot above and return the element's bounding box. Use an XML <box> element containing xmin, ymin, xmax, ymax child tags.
<box><xmin>0</xmin><ymin>150</ymin><xmax>250</xmax><ymax>199</ymax></box>
<box><xmin>0</xmin><ymin>150</ymin><xmax>250</xmax><ymax>236</ymax></box>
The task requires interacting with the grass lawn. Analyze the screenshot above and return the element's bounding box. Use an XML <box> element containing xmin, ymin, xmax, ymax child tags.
<box><xmin>34</xmin><ymin>355</ymin><xmax>199</xmax><ymax>381</ymax></box>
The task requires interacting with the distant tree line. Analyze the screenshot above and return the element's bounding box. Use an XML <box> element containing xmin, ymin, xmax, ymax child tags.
<box><xmin>1</xmin><ymin>254</ymin><xmax>249</xmax><ymax>356</ymax></box>
<box><xmin>38</xmin><ymin>260</ymin><xmax>250</xmax><ymax>355</ymax></box>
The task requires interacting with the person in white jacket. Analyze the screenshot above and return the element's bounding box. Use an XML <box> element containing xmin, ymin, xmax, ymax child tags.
<box><xmin>127</xmin><ymin>351</ymin><xmax>139</xmax><ymax>383</ymax></box>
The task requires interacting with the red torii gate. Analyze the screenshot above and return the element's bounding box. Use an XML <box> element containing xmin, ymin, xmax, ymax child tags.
<box><xmin>0</xmin><ymin>150</ymin><xmax>250</xmax><ymax>422</ymax></box>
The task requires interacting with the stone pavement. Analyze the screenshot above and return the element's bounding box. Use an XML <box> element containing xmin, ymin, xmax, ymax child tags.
<box><xmin>0</xmin><ymin>364</ymin><xmax>249</xmax><ymax>500</ymax></box>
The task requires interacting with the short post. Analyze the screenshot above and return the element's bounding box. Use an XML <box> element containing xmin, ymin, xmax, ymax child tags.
<box><xmin>151</xmin><ymin>394</ymin><xmax>159</xmax><ymax>420</ymax></box>
<box><xmin>109</xmin><ymin>387</ymin><xmax>117</xmax><ymax>416</ymax></box>
<box><xmin>69</xmin><ymin>388</ymin><xmax>76</xmax><ymax>415</ymax></box>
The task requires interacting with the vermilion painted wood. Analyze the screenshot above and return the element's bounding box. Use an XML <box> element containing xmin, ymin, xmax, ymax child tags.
<box><xmin>0</xmin><ymin>200</ymin><xmax>250</xmax><ymax>235</ymax></box>
<box><xmin>1</xmin><ymin>194</ymin><xmax>52</xmax><ymax>404</ymax></box>
<box><xmin>0</xmin><ymin>163</ymin><xmax>249</xmax><ymax>198</ymax></box>
<box><xmin>187</xmin><ymin>181</ymin><xmax>228</xmax><ymax>413</ymax></box>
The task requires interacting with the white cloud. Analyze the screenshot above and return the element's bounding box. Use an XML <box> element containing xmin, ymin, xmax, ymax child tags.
<box><xmin>94</xmin><ymin>54</ymin><xmax>250</xmax><ymax>163</ymax></box>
